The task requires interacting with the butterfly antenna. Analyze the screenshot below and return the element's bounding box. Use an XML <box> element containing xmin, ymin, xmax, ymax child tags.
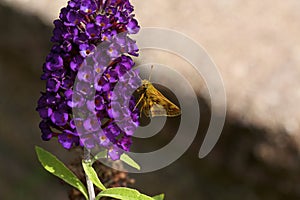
<box><xmin>148</xmin><ymin>65</ymin><xmax>154</xmax><ymax>81</ymax></box>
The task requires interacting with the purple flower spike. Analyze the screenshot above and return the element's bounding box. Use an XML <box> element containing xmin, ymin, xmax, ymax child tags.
<box><xmin>37</xmin><ymin>0</ymin><xmax>141</xmax><ymax>159</ymax></box>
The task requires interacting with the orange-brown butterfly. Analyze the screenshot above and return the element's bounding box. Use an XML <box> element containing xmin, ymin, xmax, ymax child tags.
<box><xmin>134</xmin><ymin>66</ymin><xmax>181</xmax><ymax>117</ymax></box>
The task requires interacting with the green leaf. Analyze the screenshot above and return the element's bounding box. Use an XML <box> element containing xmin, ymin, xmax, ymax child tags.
<box><xmin>92</xmin><ymin>152</ymin><xmax>140</xmax><ymax>170</ymax></box>
<box><xmin>35</xmin><ymin>146</ymin><xmax>88</xmax><ymax>200</ymax></box>
<box><xmin>82</xmin><ymin>160</ymin><xmax>106</xmax><ymax>191</ymax></box>
<box><xmin>152</xmin><ymin>194</ymin><xmax>165</xmax><ymax>200</ymax></box>
<box><xmin>95</xmin><ymin>187</ymin><xmax>154</xmax><ymax>200</ymax></box>
<box><xmin>120</xmin><ymin>154</ymin><xmax>141</xmax><ymax>170</ymax></box>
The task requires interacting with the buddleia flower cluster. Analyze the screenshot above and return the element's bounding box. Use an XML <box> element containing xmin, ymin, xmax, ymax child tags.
<box><xmin>36</xmin><ymin>0</ymin><xmax>140</xmax><ymax>160</ymax></box>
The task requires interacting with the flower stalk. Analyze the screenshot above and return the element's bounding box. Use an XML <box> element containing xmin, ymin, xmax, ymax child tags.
<box><xmin>84</xmin><ymin>148</ymin><xmax>96</xmax><ymax>200</ymax></box>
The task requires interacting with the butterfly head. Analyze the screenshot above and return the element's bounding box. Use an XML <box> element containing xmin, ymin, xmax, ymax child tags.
<box><xmin>141</xmin><ymin>79</ymin><xmax>151</xmax><ymax>89</ymax></box>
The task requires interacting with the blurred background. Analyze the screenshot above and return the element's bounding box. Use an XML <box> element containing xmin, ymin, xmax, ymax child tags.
<box><xmin>1</xmin><ymin>0</ymin><xmax>300</xmax><ymax>199</ymax></box>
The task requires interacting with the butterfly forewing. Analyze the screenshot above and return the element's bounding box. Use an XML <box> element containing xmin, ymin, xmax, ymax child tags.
<box><xmin>138</xmin><ymin>81</ymin><xmax>181</xmax><ymax>117</ymax></box>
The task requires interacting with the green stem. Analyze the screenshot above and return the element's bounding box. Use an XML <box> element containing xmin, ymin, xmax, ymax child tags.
<box><xmin>84</xmin><ymin>148</ymin><xmax>96</xmax><ymax>200</ymax></box>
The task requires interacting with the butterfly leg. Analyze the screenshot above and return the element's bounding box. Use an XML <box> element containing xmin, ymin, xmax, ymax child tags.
<box><xmin>140</xmin><ymin>99</ymin><xmax>148</xmax><ymax>117</ymax></box>
<box><xmin>139</xmin><ymin>101</ymin><xmax>144</xmax><ymax>117</ymax></box>
<box><xmin>141</xmin><ymin>98</ymin><xmax>152</xmax><ymax>117</ymax></box>
<box><xmin>133</xmin><ymin>92</ymin><xmax>145</xmax><ymax>111</ymax></box>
